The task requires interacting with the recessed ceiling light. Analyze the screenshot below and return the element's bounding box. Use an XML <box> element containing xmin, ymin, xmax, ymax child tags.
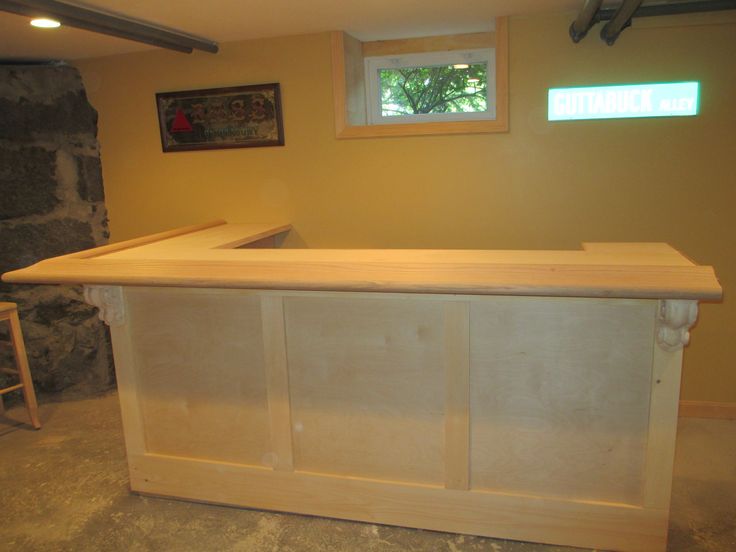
<box><xmin>31</xmin><ymin>18</ymin><xmax>61</xmax><ymax>28</ymax></box>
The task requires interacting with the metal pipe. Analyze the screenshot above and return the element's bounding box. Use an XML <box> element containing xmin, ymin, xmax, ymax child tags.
<box><xmin>597</xmin><ymin>0</ymin><xmax>736</xmax><ymax>20</ymax></box>
<box><xmin>0</xmin><ymin>0</ymin><xmax>218</xmax><ymax>54</ymax></box>
<box><xmin>600</xmin><ymin>0</ymin><xmax>644</xmax><ymax>45</ymax></box>
<box><xmin>569</xmin><ymin>0</ymin><xmax>605</xmax><ymax>43</ymax></box>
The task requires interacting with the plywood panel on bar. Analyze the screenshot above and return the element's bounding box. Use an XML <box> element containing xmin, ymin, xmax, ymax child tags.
<box><xmin>469</xmin><ymin>296</ymin><xmax>656</xmax><ymax>505</ymax></box>
<box><xmin>127</xmin><ymin>288</ymin><xmax>270</xmax><ymax>465</ymax></box>
<box><xmin>284</xmin><ymin>295</ymin><xmax>445</xmax><ymax>484</ymax></box>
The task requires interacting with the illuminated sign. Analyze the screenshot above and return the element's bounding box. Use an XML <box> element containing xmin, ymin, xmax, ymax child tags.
<box><xmin>548</xmin><ymin>82</ymin><xmax>699</xmax><ymax>121</ymax></box>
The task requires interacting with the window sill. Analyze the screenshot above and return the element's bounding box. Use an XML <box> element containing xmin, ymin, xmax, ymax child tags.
<box><xmin>331</xmin><ymin>20</ymin><xmax>509</xmax><ymax>139</ymax></box>
<box><xmin>336</xmin><ymin>119</ymin><xmax>508</xmax><ymax>139</ymax></box>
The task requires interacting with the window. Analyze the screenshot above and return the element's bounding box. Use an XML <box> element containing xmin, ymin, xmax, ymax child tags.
<box><xmin>331</xmin><ymin>19</ymin><xmax>508</xmax><ymax>139</ymax></box>
<box><xmin>365</xmin><ymin>49</ymin><xmax>496</xmax><ymax>124</ymax></box>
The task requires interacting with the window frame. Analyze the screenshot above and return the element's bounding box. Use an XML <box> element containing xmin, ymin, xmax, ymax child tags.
<box><xmin>364</xmin><ymin>49</ymin><xmax>496</xmax><ymax>125</ymax></box>
<box><xmin>331</xmin><ymin>18</ymin><xmax>509</xmax><ymax>139</ymax></box>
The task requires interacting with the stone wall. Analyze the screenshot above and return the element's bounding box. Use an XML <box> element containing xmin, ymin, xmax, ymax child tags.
<box><xmin>0</xmin><ymin>63</ymin><xmax>114</xmax><ymax>399</ymax></box>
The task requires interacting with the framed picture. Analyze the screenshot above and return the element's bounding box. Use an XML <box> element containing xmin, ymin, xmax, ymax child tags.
<box><xmin>155</xmin><ymin>83</ymin><xmax>285</xmax><ymax>152</ymax></box>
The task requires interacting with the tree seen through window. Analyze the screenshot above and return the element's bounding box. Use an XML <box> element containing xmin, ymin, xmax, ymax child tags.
<box><xmin>379</xmin><ymin>62</ymin><xmax>488</xmax><ymax>117</ymax></box>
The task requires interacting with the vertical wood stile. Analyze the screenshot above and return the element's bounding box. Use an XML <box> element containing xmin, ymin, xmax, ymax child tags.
<box><xmin>261</xmin><ymin>295</ymin><xmax>295</xmax><ymax>471</ymax></box>
<box><xmin>494</xmin><ymin>16</ymin><xmax>509</xmax><ymax>131</ymax></box>
<box><xmin>330</xmin><ymin>31</ymin><xmax>348</xmax><ymax>135</ymax></box>
<box><xmin>108</xmin><ymin>290</ymin><xmax>148</xmax><ymax>457</ymax></box>
<box><xmin>444</xmin><ymin>301</ymin><xmax>471</xmax><ymax>490</ymax></box>
<box><xmin>643</xmin><ymin>300</ymin><xmax>684</xmax><ymax>510</ymax></box>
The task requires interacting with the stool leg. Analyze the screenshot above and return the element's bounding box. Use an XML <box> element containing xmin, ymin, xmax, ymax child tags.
<box><xmin>8</xmin><ymin>310</ymin><xmax>41</xmax><ymax>429</ymax></box>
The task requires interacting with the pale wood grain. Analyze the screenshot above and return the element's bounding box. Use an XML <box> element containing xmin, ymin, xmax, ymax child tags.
<box><xmin>4</xmin><ymin>255</ymin><xmax>721</xmax><ymax>300</ymax></box>
<box><xmin>75</xmin><ymin>287</ymin><xmax>704</xmax><ymax>551</ymax></box>
<box><xmin>129</xmin><ymin>452</ymin><xmax>668</xmax><ymax>552</ymax></box>
<box><xmin>343</xmin><ymin>32</ymin><xmax>367</xmax><ymax>126</ymax></box>
<box><xmin>444</xmin><ymin>301</ymin><xmax>470</xmax><ymax>490</ymax></box>
<box><xmin>126</xmin><ymin>287</ymin><xmax>271</xmax><ymax>465</ymax></box>
<box><xmin>335</xmin><ymin>118</ymin><xmax>509</xmax><ymax>138</ymax></box>
<box><xmin>108</xmin><ymin>290</ymin><xmax>148</xmax><ymax>457</ymax></box>
<box><xmin>643</xmin><ymin>308</ymin><xmax>684</xmax><ymax>509</ymax></box>
<box><xmin>261</xmin><ymin>295</ymin><xmax>295</xmax><ymax>471</ymax></box>
<box><xmin>362</xmin><ymin>31</ymin><xmax>496</xmax><ymax>57</ymax></box>
<box><xmin>494</xmin><ymin>16</ymin><xmax>509</xmax><ymax>133</ymax></box>
<box><xmin>84</xmin><ymin>246</ymin><xmax>708</xmax><ymax>266</ymax></box>
<box><xmin>99</xmin><ymin>222</ymin><xmax>291</xmax><ymax>258</ymax></box>
<box><xmin>331</xmin><ymin>31</ymin><xmax>348</xmax><ymax>135</ymax></box>
<box><xmin>238</xmin><ymin>235</ymin><xmax>277</xmax><ymax>248</ymax></box>
<box><xmin>469</xmin><ymin>297</ymin><xmax>654</xmax><ymax>505</ymax></box>
<box><xmin>3</xmin><ymin>222</ymin><xmax>720</xmax><ymax>300</ymax></box>
<box><xmin>581</xmin><ymin>242</ymin><xmax>695</xmax><ymax>266</ymax></box>
<box><xmin>63</xmin><ymin>219</ymin><xmax>227</xmax><ymax>259</ymax></box>
<box><xmin>285</xmin><ymin>295</ymin><xmax>445</xmax><ymax>483</ymax></box>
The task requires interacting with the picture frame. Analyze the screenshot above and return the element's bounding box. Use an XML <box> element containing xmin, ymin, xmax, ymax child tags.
<box><xmin>155</xmin><ymin>83</ymin><xmax>285</xmax><ymax>152</ymax></box>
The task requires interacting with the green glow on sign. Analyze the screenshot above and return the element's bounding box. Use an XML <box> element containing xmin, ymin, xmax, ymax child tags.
<box><xmin>548</xmin><ymin>82</ymin><xmax>699</xmax><ymax>121</ymax></box>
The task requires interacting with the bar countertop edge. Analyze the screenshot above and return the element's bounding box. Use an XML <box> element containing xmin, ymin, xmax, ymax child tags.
<box><xmin>2</xmin><ymin>221</ymin><xmax>723</xmax><ymax>301</ymax></box>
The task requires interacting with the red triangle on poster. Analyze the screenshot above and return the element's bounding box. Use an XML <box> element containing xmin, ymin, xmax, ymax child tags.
<box><xmin>170</xmin><ymin>108</ymin><xmax>193</xmax><ymax>133</ymax></box>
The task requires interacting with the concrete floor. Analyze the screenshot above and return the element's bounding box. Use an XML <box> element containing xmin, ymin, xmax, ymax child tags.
<box><xmin>0</xmin><ymin>393</ymin><xmax>734</xmax><ymax>552</ymax></box>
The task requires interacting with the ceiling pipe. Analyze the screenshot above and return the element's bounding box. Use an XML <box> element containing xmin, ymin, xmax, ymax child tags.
<box><xmin>597</xmin><ymin>0</ymin><xmax>736</xmax><ymax>20</ymax></box>
<box><xmin>569</xmin><ymin>0</ymin><xmax>605</xmax><ymax>43</ymax></box>
<box><xmin>600</xmin><ymin>0</ymin><xmax>644</xmax><ymax>45</ymax></box>
<box><xmin>0</xmin><ymin>0</ymin><xmax>218</xmax><ymax>54</ymax></box>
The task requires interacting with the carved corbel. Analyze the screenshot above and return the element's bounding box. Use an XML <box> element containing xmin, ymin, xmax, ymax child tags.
<box><xmin>83</xmin><ymin>285</ymin><xmax>125</xmax><ymax>326</ymax></box>
<box><xmin>657</xmin><ymin>299</ymin><xmax>698</xmax><ymax>352</ymax></box>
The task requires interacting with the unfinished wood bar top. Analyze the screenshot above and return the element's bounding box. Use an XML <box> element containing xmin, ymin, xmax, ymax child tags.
<box><xmin>2</xmin><ymin>220</ymin><xmax>722</xmax><ymax>300</ymax></box>
<box><xmin>2</xmin><ymin>220</ymin><xmax>723</xmax><ymax>552</ymax></box>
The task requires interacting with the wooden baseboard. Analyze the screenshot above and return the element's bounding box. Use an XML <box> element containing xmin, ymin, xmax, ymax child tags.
<box><xmin>679</xmin><ymin>401</ymin><xmax>736</xmax><ymax>420</ymax></box>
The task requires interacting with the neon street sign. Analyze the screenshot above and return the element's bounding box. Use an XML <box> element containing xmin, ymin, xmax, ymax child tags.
<box><xmin>548</xmin><ymin>82</ymin><xmax>699</xmax><ymax>121</ymax></box>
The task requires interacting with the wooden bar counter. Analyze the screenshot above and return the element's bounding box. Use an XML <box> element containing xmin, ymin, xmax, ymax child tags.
<box><xmin>3</xmin><ymin>221</ymin><xmax>722</xmax><ymax>551</ymax></box>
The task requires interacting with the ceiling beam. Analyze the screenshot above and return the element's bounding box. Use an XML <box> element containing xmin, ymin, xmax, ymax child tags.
<box><xmin>0</xmin><ymin>0</ymin><xmax>218</xmax><ymax>54</ymax></box>
<box><xmin>598</xmin><ymin>0</ymin><xmax>736</xmax><ymax>20</ymax></box>
<box><xmin>571</xmin><ymin>0</ymin><xmax>736</xmax><ymax>45</ymax></box>
<box><xmin>569</xmin><ymin>0</ymin><xmax>604</xmax><ymax>42</ymax></box>
<box><xmin>600</xmin><ymin>0</ymin><xmax>644</xmax><ymax>45</ymax></box>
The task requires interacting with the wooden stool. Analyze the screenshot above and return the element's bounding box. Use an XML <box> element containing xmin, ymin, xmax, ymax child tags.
<box><xmin>0</xmin><ymin>302</ymin><xmax>41</xmax><ymax>429</ymax></box>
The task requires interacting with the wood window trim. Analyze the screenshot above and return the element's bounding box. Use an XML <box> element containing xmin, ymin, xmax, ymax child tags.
<box><xmin>331</xmin><ymin>18</ymin><xmax>509</xmax><ymax>139</ymax></box>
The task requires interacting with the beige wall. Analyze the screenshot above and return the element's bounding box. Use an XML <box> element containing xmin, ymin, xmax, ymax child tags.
<box><xmin>75</xmin><ymin>12</ymin><xmax>736</xmax><ymax>403</ymax></box>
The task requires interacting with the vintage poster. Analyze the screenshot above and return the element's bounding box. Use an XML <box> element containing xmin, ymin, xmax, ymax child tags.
<box><xmin>155</xmin><ymin>83</ymin><xmax>284</xmax><ymax>152</ymax></box>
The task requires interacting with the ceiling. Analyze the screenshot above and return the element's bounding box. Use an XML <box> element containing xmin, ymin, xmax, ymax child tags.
<box><xmin>0</xmin><ymin>0</ymin><xmax>583</xmax><ymax>61</ymax></box>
